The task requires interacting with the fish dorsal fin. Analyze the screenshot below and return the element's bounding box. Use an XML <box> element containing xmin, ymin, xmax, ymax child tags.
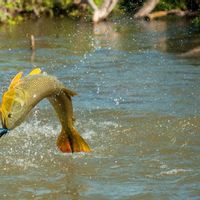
<box><xmin>62</xmin><ymin>88</ymin><xmax>77</xmax><ymax>97</ymax></box>
<box><xmin>29</xmin><ymin>68</ymin><xmax>42</xmax><ymax>75</ymax></box>
<box><xmin>9</xmin><ymin>71</ymin><xmax>23</xmax><ymax>89</ymax></box>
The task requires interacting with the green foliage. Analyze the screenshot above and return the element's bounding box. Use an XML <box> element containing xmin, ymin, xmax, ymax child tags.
<box><xmin>156</xmin><ymin>0</ymin><xmax>187</xmax><ymax>11</ymax></box>
<box><xmin>94</xmin><ymin>0</ymin><xmax>104</xmax><ymax>6</ymax></box>
<box><xmin>0</xmin><ymin>0</ymin><xmax>75</xmax><ymax>24</ymax></box>
<box><xmin>192</xmin><ymin>14</ymin><xmax>200</xmax><ymax>27</ymax></box>
<box><xmin>0</xmin><ymin>0</ymin><xmax>198</xmax><ymax>24</ymax></box>
<box><xmin>120</xmin><ymin>0</ymin><xmax>143</xmax><ymax>13</ymax></box>
<box><xmin>120</xmin><ymin>0</ymin><xmax>188</xmax><ymax>13</ymax></box>
<box><xmin>0</xmin><ymin>0</ymin><xmax>23</xmax><ymax>24</ymax></box>
<box><xmin>53</xmin><ymin>0</ymin><xmax>72</xmax><ymax>10</ymax></box>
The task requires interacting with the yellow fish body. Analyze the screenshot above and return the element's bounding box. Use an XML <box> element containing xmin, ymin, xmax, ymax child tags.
<box><xmin>0</xmin><ymin>68</ymin><xmax>91</xmax><ymax>153</ymax></box>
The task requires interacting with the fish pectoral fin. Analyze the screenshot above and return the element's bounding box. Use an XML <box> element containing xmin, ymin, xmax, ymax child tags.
<box><xmin>29</xmin><ymin>68</ymin><xmax>42</xmax><ymax>75</ymax></box>
<box><xmin>62</xmin><ymin>88</ymin><xmax>77</xmax><ymax>97</ymax></box>
<box><xmin>57</xmin><ymin>128</ymin><xmax>91</xmax><ymax>153</ymax></box>
<box><xmin>9</xmin><ymin>71</ymin><xmax>23</xmax><ymax>89</ymax></box>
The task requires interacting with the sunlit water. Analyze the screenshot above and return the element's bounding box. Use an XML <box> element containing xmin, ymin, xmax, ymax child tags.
<box><xmin>0</xmin><ymin>17</ymin><xmax>200</xmax><ymax>199</ymax></box>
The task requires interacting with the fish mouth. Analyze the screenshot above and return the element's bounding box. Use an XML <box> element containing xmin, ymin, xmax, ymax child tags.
<box><xmin>0</xmin><ymin>110</ymin><xmax>8</xmax><ymax>137</ymax></box>
<box><xmin>0</xmin><ymin>111</ymin><xmax>7</xmax><ymax>129</ymax></box>
<box><xmin>0</xmin><ymin>128</ymin><xmax>8</xmax><ymax>138</ymax></box>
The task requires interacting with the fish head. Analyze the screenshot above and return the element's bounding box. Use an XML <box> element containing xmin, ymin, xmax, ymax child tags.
<box><xmin>0</xmin><ymin>87</ymin><xmax>27</xmax><ymax>129</ymax></box>
<box><xmin>0</xmin><ymin>68</ymin><xmax>42</xmax><ymax>130</ymax></box>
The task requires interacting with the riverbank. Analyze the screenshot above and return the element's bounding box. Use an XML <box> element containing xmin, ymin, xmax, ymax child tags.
<box><xmin>0</xmin><ymin>0</ymin><xmax>199</xmax><ymax>26</ymax></box>
<box><xmin>0</xmin><ymin>1</ymin><xmax>73</xmax><ymax>24</ymax></box>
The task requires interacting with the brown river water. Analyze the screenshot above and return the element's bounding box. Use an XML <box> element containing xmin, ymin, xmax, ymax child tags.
<box><xmin>0</xmin><ymin>17</ymin><xmax>200</xmax><ymax>199</ymax></box>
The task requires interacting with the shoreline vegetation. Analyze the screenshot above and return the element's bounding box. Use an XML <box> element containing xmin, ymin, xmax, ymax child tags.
<box><xmin>0</xmin><ymin>0</ymin><xmax>199</xmax><ymax>25</ymax></box>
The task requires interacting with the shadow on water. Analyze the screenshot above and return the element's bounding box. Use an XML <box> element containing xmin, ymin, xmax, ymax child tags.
<box><xmin>0</xmin><ymin>17</ymin><xmax>200</xmax><ymax>199</ymax></box>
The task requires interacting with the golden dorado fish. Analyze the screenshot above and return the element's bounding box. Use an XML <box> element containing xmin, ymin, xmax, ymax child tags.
<box><xmin>0</xmin><ymin>68</ymin><xmax>91</xmax><ymax>153</ymax></box>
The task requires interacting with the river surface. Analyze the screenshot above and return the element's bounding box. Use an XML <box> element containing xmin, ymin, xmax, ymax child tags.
<box><xmin>0</xmin><ymin>17</ymin><xmax>200</xmax><ymax>200</ymax></box>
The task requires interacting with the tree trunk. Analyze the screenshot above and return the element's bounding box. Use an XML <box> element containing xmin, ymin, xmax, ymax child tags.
<box><xmin>87</xmin><ymin>0</ymin><xmax>119</xmax><ymax>23</ymax></box>
<box><xmin>180</xmin><ymin>47</ymin><xmax>200</xmax><ymax>58</ymax></box>
<box><xmin>145</xmin><ymin>9</ymin><xmax>186</xmax><ymax>20</ymax></box>
<box><xmin>134</xmin><ymin>0</ymin><xmax>159</xmax><ymax>18</ymax></box>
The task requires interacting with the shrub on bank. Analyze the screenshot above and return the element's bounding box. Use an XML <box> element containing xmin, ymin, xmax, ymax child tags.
<box><xmin>0</xmin><ymin>0</ymin><xmax>199</xmax><ymax>26</ymax></box>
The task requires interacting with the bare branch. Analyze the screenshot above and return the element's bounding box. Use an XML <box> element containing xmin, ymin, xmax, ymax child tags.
<box><xmin>134</xmin><ymin>0</ymin><xmax>159</xmax><ymax>18</ymax></box>
<box><xmin>145</xmin><ymin>9</ymin><xmax>186</xmax><ymax>20</ymax></box>
<box><xmin>105</xmin><ymin>0</ymin><xmax>119</xmax><ymax>14</ymax></box>
<box><xmin>87</xmin><ymin>0</ymin><xmax>98</xmax><ymax>11</ymax></box>
<box><xmin>180</xmin><ymin>46</ymin><xmax>200</xmax><ymax>58</ymax></box>
<box><xmin>89</xmin><ymin>0</ymin><xmax>119</xmax><ymax>23</ymax></box>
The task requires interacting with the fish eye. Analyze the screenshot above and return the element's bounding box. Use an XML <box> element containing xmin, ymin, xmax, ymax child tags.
<box><xmin>8</xmin><ymin>113</ymin><xmax>12</xmax><ymax>118</ymax></box>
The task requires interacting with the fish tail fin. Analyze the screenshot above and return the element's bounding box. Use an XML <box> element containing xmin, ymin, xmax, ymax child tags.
<box><xmin>57</xmin><ymin>128</ymin><xmax>91</xmax><ymax>153</ymax></box>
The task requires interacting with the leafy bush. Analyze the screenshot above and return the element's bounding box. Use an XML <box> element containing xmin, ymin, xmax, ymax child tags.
<box><xmin>0</xmin><ymin>0</ymin><xmax>75</xmax><ymax>24</ymax></box>
<box><xmin>0</xmin><ymin>0</ymin><xmax>199</xmax><ymax>24</ymax></box>
<box><xmin>120</xmin><ymin>0</ymin><xmax>143</xmax><ymax>13</ymax></box>
<box><xmin>192</xmin><ymin>14</ymin><xmax>200</xmax><ymax>27</ymax></box>
<box><xmin>156</xmin><ymin>0</ymin><xmax>187</xmax><ymax>11</ymax></box>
